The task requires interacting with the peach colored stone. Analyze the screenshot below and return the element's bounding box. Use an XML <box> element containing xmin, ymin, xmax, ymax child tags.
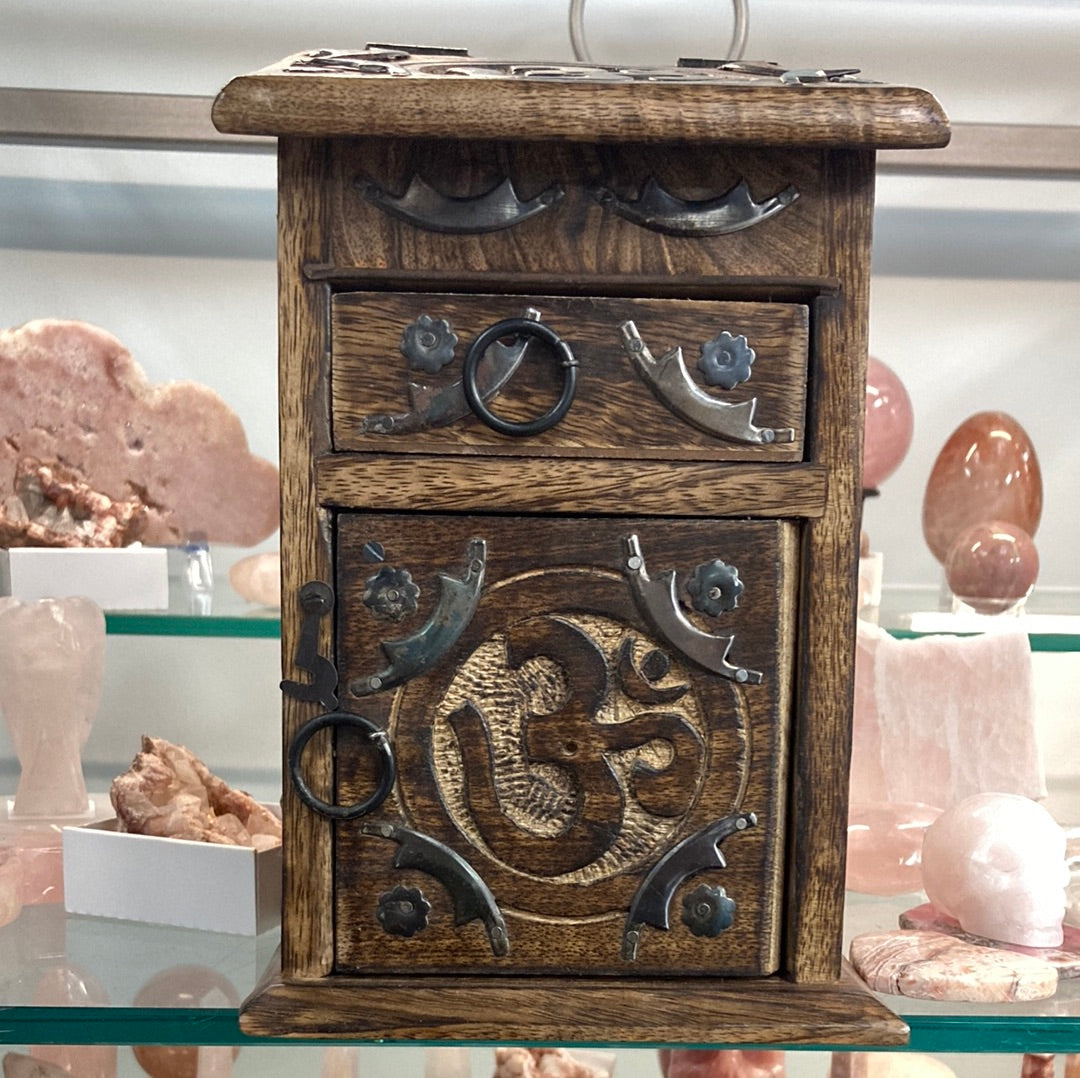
<box><xmin>0</xmin><ymin>597</ymin><xmax>105</xmax><ymax>818</ymax></box>
<box><xmin>1021</xmin><ymin>1056</ymin><xmax>1055</xmax><ymax>1078</ymax></box>
<box><xmin>324</xmin><ymin>1047</ymin><xmax>362</xmax><ymax>1078</ymax></box>
<box><xmin>863</xmin><ymin>356</ymin><xmax>914</xmax><ymax>491</ymax></box>
<box><xmin>111</xmin><ymin>735</ymin><xmax>281</xmax><ymax>849</ymax></box>
<box><xmin>660</xmin><ymin>1050</ymin><xmax>785</xmax><ymax>1078</ymax></box>
<box><xmin>846</xmin><ymin>801</ymin><xmax>941</xmax><ymax>896</ymax></box>
<box><xmin>0</xmin><ymin>319</ymin><xmax>278</xmax><ymax>546</ymax></box>
<box><xmin>228</xmin><ymin>551</ymin><xmax>281</xmax><ymax>608</ymax></box>
<box><xmin>132</xmin><ymin>966</ymin><xmax>240</xmax><ymax>1078</ymax></box>
<box><xmin>850</xmin><ymin>929</ymin><xmax>1058</xmax><ymax>1001</ymax></box>
<box><xmin>945</xmin><ymin>520</ymin><xmax>1039</xmax><ymax>614</ymax></box>
<box><xmin>828</xmin><ymin>1053</ymin><xmax>955</xmax><ymax>1078</ymax></box>
<box><xmin>922</xmin><ymin>411</ymin><xmax>1042</xmax><ymax>565</ymax></box>
<box><xmin>850</xmin><ymin>621</ymin><xmax>1042</xmax><ymax>810</ymax></box>
<box><xmin>900</xmin><ymin>902</ymin><xmax>1080</xmax><ymax>976</ymax></box>
<box><xmin>921</xmin><ymin>793</ymin><xmax>1067</xmax><ymax>947</ymax></box>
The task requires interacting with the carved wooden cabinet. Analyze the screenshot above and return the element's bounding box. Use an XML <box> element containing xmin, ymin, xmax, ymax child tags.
<box><xmin>212</xmin><ymin>48</ymin><xmax>948</xmax><ymax>1044</ymax></box>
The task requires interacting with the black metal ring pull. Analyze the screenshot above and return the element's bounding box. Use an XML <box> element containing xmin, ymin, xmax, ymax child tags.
<box><xmin>288</xmin><ymin>711</ymin><xmax>396</xmax><ymax>821</ymax></box>
<box><xmin>462</xmin><ymin>317</ymin><xmax>578</xmax><ymax>436</ymax></box>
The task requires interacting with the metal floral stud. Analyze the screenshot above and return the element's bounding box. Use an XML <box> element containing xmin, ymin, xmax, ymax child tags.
<box><xmin>697</xmin><ymin>331</ymin><xmax>756</xmax><ymax>390</ymax></box>
<box><xmin>686</xmin><ymin>559</ymin><xmax>744</xmax><ymax>617</ymax></box>
<box><xmin>362</xmin><ymin>566</ymin><xmax>421</xmax><ymax>622</ymax></box>
<box><xmin>400</xmin><ymin>314</ymin><xmax>458</xmax><ymax>374</ymax></box>
<box><xmin>681</xmin><ymin>883</ymin><xmax>737</xmax><ymax>938</ymax></box>
<box><xmin>376</xmin><ymin>885</ymin><xmax>432</xmax><ymax>938</ymax></box>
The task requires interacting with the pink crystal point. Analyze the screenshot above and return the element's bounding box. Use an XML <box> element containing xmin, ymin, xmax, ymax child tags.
<box><xmin>945</xmin><ymin>520</ymin><xmax>1039</xmax><ymax>614</ymax></box>
<box><xmin>0</xmin><ymin>596</ymin><xmax>105</xmax><ymax>817</ymax></box>
<box><xmin>921</xmin><ymin>793</ymin><xmax>1068</xmax><ymax>947</ymax></box>
<box><xmin>921</xmin><ymin>411</ymin><xmax>1042</xmax><ymax>565</ymax></box>
<box><xmin>863</xmin><ymin>356</ymin><xmax>914</xmax><ymax>491</ymax></box>
<box><xmin>846</xmin><ymin>801</ymin><xmax>942</xmax><ymax>896</ymax></box>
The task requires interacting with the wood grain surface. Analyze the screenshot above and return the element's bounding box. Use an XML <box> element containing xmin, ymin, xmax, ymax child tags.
<box><xmin>332</xmin><ymin>291</ymin><xmax>808</xmax><ymax>459</ymax></box>
<box><xmin>212</xmin><ymin>55</ymin><xmax>949</xmax><ymax>150</ymax></box>
<box><xmin>315</xmin><ymin>455</ymin><xmax>827</xmax><ymax>518</ymax></box>
<box><xmin>239</xmin><ymin>962</ymin><xmax>909</xmax><ymax>1044</ymax></box>
<box><xmin>331</xmin><ymin>514</ymin><xmax>795</xmax><ymax>976</ymax></box>
<box><xmin>327</xmin><ymin>140</ymin><xmax>827</xmax><ymax>279</ymax></box>
<box><xmin>784</xmin><ymin>150</ymin><xmax>875</xmax><ymax>983</ymax></box>
<box><xmin>276</xmin><ymin>138</ymin><xmax>335</xmax><ymax>979</ymax></box>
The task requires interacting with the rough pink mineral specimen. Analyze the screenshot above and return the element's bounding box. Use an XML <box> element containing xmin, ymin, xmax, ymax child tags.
<box><xmin>493</xmin><ymin>1049</ymin><xmax>608</xmax><ymax>1078</ymax></box>
<box><xmin>0</xmin><ymin>457</ymin><xmax>147</xmax><ymax>548</ymax></box>
<box><xmin>0</xmin><ymin>320</ymin><xmax>278</xmax><ymax>546</ymax></box>
<box><xmin>110</xmin><ymin>736</ymin><xmax>281</xmax><ymax>850</ymax></box>
<box><xmin>850</xmin><ymin>929</ymin><xmax>1058</xmax><ymax>1002</ymax></box>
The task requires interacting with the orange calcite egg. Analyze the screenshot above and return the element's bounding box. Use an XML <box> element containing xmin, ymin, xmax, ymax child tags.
<box><xmin>921</xmin><ymin>411</ymin><xmax>1042</xmax><ymax>565</ymax></box>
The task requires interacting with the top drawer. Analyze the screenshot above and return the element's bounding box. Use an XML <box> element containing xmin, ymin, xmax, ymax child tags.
<box><xmin>331</xmin><ymin>291</ymin><xmax>809</xmax><ymax>461</ymax></box>
<box><xmin>325</xmin><ymin>139</ymin><xmax>828</xmax><ymax>279</ymax></box>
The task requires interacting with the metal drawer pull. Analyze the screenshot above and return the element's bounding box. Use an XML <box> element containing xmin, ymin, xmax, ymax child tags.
<box><xmin>622</xmin><ymin>534</ymin><xmax>762</xmax><ymax>685</ymax></box>
<box><xmin>356</xmin><ymin>174</ymin><xmax>564</xmax><ymax>234</ymax></box>
<box><xmin>620</xmin><ymin>321</ymin><xmax>795</xmax><ymax>445</ymax></box>
<box><xmin>590</xmin><ymin>177</ymin><xmax>798</xmax><ymax>236</ymax></box>
<box><xmin>463</xmin><ymin>317</ymin><xmax>579</xmax><ymax>437</ymax></box>
<box><xmin>361</xmin><ymin>308</ymin><xmax>538</xmax><ymax>435</ymax></box>
<box><xmin>361</xmin><ymin>820</ymin><xmax>510</xmax><ymax>957</ymax></box>
<box><xmin>622</xmin><ymin>811</ymin><xmax>756</xmax><ymax>960</ymax></box>
<box><xmin>289</xmin><ymin>710</ymin><xmax>396</xmax><ymax>821</ymax></box>
<box><xmin>349</xmin><ymin>538</ymin><xmax>487</xmax><ymax>697</ymax></box>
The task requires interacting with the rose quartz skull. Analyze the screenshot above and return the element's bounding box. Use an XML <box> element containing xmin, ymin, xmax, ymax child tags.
<box><xmin>921</xmin><ymin>793</ymin><xmax>1068</xmax><ymax>947</ymax></box>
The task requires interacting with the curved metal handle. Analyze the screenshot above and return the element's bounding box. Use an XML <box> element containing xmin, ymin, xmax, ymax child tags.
<box><xmin>463</xmin><ymin>318</ymin><xmax>579</xmax><ymax>437</ymax></box>
<box><xmin>289</xmin><ymin>711</ymin><xmax>396</xmax><ymax>821</ymax></box>
<box><xmin>590</xmin><ymin>177</ymin><xmax>798</xmax><ymax>237</ymax></box>
<box><xmin>620</xmin><ymin>321</ymin><xmax>795</xmax><ymax>445</ymax></box>
<box><xmin>356</xmin><ymin>175</ymin><xmax>564</xmax><ymax>234</ymax></box>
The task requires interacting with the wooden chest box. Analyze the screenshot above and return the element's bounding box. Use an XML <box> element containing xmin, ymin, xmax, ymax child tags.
<box><xmin>212</xmin><ymin>48</ymin><xmax>948</xmax><ymax>1044</ymax></box>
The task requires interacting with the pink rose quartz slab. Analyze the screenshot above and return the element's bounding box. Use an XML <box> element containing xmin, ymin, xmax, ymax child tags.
<box><xmin>0</xmin><ymin>319</ymin><xmax>279</xmax><ymax>546</ymax></box>
<box><xmin>850</xmin><ymin>929</ymin><xmax>1058</xmax><ymax>1002</ymax></box>
<box><xmin>846</xmin><ymin>801</ymin><xmax>941</xmax><ymax>896</ymax></box>
<box><xmin>900</xmin><ymin>903</ymin><xmax>1080</xmax><ymax>977</ymax></box>
<box><xmin>850</xmin><ymin>620</ymin><xmax>1043</xmax><ymax>809</ymax></box>
<box><xmin>0</xmin><ymin>846</ymin><xmax>21</xmax><ymax>926</ymax></box>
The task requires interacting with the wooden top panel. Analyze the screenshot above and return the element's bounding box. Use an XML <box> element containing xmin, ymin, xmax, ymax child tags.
<box><xmin>212</xmin><ymin>48</ymin><xmax>949</xmax><ymax>149</ymax></box>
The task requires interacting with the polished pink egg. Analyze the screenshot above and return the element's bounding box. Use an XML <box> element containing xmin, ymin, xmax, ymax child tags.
<box><xmin>863</xmin><ymin>356</ymin><xmax>914</xmax><ymax>491</ymax></box>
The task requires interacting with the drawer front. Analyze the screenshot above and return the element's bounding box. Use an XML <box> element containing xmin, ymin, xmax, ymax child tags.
<box><xmin>328</xmin><ymin>512</ymin><xmax>796</xmax><ymax>976</ymax></box>
<box><xmin>332</xmin><ymin>292</ymin><xmax>808</xmax><ymax>460</ymax></box>
<box><xmin>326</xmin><ymin>139</ymin><xmax>828</xmax><ymax>279</ymax></box>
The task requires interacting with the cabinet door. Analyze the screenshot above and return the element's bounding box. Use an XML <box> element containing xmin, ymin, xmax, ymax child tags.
<box><xmin>330</xmin><ymin>512</ymin><xmax>797</xmax><ymax>976</ymax></box>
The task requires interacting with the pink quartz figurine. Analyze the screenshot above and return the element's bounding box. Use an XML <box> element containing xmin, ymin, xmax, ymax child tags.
<box><xmin>0</xmin><ymin>596</ymin><xmax>105</xmax><ymax>818</ymax></box>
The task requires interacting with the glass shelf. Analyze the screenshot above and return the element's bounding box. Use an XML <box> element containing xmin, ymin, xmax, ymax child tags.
<box><xmin>2</xmin><ymin>899</ymin><xmax>1079</xmax><ymax>1052</ymax></box>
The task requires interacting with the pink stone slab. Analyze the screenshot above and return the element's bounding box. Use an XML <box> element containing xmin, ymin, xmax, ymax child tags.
<box><xmin>850</xmin><ymin>929</ymin><xmax>1058</xmax><ymax>1002</ymax></box>
<box><xmin>900</xmin><ymin>902</ymin><xmax>1080</xmax><ymax>977</ymax></box>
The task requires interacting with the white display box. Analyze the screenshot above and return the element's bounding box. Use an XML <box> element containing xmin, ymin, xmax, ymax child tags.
<box><xmin>0</xmin><ymin>546</ymin><xmax>168</xmax><ymax>609</ymax></box>
<box><xmin>62</xmin><ymin>818</ymin><xmax>281</xmax><ymax>935</ymax></box>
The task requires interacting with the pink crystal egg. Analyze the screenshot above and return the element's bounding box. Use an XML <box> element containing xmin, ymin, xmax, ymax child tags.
<box><xmin>863</xmin><ymin>356</ymin><xmax>914</xmax><ymax>490</ymax></box>
<box><xmin>922</xmin><ymin>411</ymin><xmax>1042</xmax><ymax>565</ymax></box>
<box><xmin>945</xmin><ymin>520</ymin><xmax>1039</xmax><ymax>614</ymax></box>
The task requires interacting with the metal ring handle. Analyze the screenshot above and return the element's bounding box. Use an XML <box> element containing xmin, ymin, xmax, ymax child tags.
<box><xmin>288</xmin><ymin>711</ymin><xmax>396</xmax><ymax>820</ymax></box>
<box><xmin>462</xmin><ymin>318</ymin><xmax>578</xmax><ymax>437</ymax></box>
<box><xmin>569</xmin><ymin>0</ymin><xmax>749</xmax><ymax>64</ymax></box>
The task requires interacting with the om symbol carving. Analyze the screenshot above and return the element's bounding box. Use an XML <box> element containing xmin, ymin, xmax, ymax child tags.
<box><xmin>431</xmin><ymin>612</ymin><xmax>711</xmax><ymax>883</ymax></box>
